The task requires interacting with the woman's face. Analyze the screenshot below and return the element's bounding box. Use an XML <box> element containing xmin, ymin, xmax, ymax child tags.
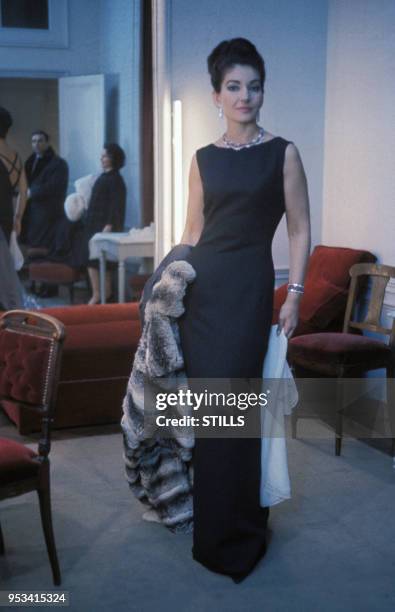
<box><xmin>213</xmin><ymin>63</ymin><xmax>263</xmax><ymax>124</ymax></box>
<box><xmin>100</xmin><ymin>149</ymin><xmax>113</xmax><ymax>171</ymax></box>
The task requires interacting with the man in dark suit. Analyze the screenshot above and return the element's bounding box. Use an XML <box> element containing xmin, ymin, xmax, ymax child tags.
<box><xmin>21</xmin><ymin>130</ymin><xmax>69</xmax><ymax>296</ymax></box>
<box><xmin>21</xmin><ymin>130</ymin><xmax>69</xmax><ymax>251</ymax></box>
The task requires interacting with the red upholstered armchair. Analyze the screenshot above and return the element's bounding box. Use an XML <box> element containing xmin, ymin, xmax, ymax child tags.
<box><xmin>272</xmin><ymin>245</ymin><xmax>377</xmax><ymax>336</ymax></box>
<box><xmin>0</xmin><ymin>310</ymin><xmax>65</xmax><ymax>585</ymax></box>
<box><xmin>288</xmin><ymin>263</ymin><xmax>395</xmax><ymax>456</ymax></box>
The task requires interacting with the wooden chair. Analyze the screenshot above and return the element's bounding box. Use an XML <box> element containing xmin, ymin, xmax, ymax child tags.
<box><xmin>0</xmin><ymin>310</ymin><xmax>65</xmax><ymax>585</ymax></box>
<box><xmin>28</xmin><ymin>262</ymin><xmax>86</xmax><ymax>304</ymax></box>
<box><xmin>288</xmin><ymin>263</ymin><xmax>395</xmax><ymax>456</ymax></box>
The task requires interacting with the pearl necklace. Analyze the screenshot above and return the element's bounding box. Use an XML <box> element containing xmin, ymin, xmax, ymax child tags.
<box><xmin>222</xmin><ymin>127</ymin><xmax>265</xmax><ymax>150</ymax></box>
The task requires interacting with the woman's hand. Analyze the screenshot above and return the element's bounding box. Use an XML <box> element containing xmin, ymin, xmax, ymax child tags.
<box><xmin>277</xmin><ymin>294</ymin><xmax>301</xmax><ymax>339</ymax></box>
<box><xmin>13</xmin><ymin>217</ymin><xmax>22</xmax><ymax>236</ymax></box>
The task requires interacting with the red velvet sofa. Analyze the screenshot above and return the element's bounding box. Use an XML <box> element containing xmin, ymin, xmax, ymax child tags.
<box><xmin>2</xmin><ymin>303</ymin><xmax>141</xmax><ymax>434</ymax></box>
<box><xmin>1</xmin><ymin>245</ymin><xmax>376</xmax><ymax>435</ymax></box>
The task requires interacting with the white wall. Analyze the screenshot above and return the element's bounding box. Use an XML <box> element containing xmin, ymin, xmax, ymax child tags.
<box><xmin>170</xmin><ymin>0</ymin><xmax>329</xmax><ymax>269</ymax></box>
<box><xmin>323</xmin><ymin>0</ymin><xmax>395</xmax><ymax>265</ymax></box>
<box><xmin>323</xmin><ymin>0</ymin><xmax>395</xmax><ymax>315</ymax></box>
<box><xmin>0</xmin><ymin>0</ymin><xmax>101</xmax><ymax>76</ymax></box>
<box><xmin>0</xmin><ymin>0</ymin><xmax>142</xmax><ymax>230</ymax></box>
<box><xmin>99</xmin><ymin>0</ymin><xmax>142</xmax><ymax>230</ymax></box>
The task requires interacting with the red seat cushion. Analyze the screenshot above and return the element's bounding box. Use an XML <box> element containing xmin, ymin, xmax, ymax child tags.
<box><xmin>0</xmin><ymin>438</ymin><xmax>39</xmax><ymax>486</ymax></box>
<box><xmin>288</xmin><ymin>332</ymin><xmax>392</xmax><ymax>374</ymax></box>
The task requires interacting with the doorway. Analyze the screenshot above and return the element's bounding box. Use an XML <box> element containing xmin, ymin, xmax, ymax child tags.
<box><xmin>0</xmin><ymin>77</ymin><xmax>59</xmax><ymax>164</ymax></box>
<box><xmin>1</xmin><ymin>74</ymin><xmax>111</xmax><ymax>193</ymax></box>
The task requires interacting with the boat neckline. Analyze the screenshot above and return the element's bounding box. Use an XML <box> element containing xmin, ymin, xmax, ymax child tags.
<box><xmin>208</xmin><ymin>136</ymin><xmax>281</xmax><ymax>151</ymax></box>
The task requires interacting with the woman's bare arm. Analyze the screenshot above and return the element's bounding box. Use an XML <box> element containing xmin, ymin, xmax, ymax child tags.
<box><xmin>284</xmin><ymin>143</ymin><xmax>311</xmax><ymax>286</ymax></box>
<box><xmin>14</xmin><ymin>164</ymin><xmax>28</xmax><ymax>236</ymax></box>
<box><xmin>179</xmin><ymin>154</ymin><xmax>205</xmax><ymax>246</ymax></box>
<box><xmin>278</xmin><ymin>143</ymin><xmax>311</xmax><ymax>336</ymax></box>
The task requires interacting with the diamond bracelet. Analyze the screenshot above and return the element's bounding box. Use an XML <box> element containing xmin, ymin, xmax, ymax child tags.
<box><xmin>287</xmin><ymin>283</ymin><xmax>304</xmax><ymax>294</ymax></box>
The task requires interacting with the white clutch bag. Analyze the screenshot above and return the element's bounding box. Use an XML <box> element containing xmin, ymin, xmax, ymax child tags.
<box><xmin>260</xmin><ymin>325</ymin><xmax>299</xmax><ymax>507</ymax></box>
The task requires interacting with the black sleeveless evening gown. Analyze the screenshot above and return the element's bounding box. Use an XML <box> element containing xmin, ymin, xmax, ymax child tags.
<box><xmin>177</xmin><ymin>136</ymin><xmax>292</xmax><ymax>583</ymax></box>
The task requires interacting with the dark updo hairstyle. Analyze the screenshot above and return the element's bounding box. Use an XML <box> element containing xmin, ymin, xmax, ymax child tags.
<box><xmin>104</xmin><ymin>142</ymin><xmax>126</xmax><ymax>170</ymax></box>
<box><xmin>207</xmin><ymin>37</ymin><xmax>266</xmax><ymax>93</ymax></box>
<box><xmin>0</xmin><ymin>107</ymin><xmax>13</xmax><ymax>138</ymax></box>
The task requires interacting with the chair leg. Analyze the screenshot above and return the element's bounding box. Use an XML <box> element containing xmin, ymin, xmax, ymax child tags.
<box><xmin>0</xmin><ymin>519</ymin><xmax>5</xmax><ymax>555</ymax></box>
<box><xmin>68</xmin><ymin>283</ymin><xmax>75</xmax><ymax>304</ymax></box>
<box><xmin>291</xmin><ymin>404</ymin><xmax>298</xmax><ymax>439</ymax></box>
<box><xmin>37</xmin><ymin>473</ymin><xmax>61</xmax><ymax>586</ymax></box>
<box><xmin>335</xmin><ymin>376</ymin><xmax>344</xmax><ymax>456</ymax></box>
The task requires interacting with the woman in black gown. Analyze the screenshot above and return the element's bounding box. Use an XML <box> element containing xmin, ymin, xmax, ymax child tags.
<box><xmin>81</xmin><ymin>143</ymin><xmax>126</xmax><ymax>304</ymax></box>
<box><xmin>176</xmin><ymin>39</ymin><xmax>311</xmax><ymax>582</ymax></box>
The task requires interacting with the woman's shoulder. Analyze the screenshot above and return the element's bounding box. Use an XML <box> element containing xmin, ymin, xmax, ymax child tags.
<box><xmin>108</xmin><ymin>169</ymin><xmax>125</xmax><ymax>181</ymax></box>
<box><xmin>112</xmin><ymin>170</ymin><xmax>126</xmax><ymax>190</ymax></box>
<box><xmin>195</xmin><ymin>143</ymin><xmax>214</xmax><ymax>156</ymax></box>
<box><xmin>94</xmin><ymin>171</ymin><xmax>107</xmax><ymax>183</ymax></box>
<box><xmin>106</xmin><ymin>171</ymin><xmax>126</xmax><ymax>198</ymax></box>
<box><xmin>0</xmin><ymin>143</ymin><xmax>22</xmax><ymax>164</ymax></box>
<box><xmin>264</xmin><ymin>132</ymin><xmax>295</xmax><ymax>148</ymax></box>
<box><xmin>101</xmin><ymin>169</ymin><xmax>122</xmax><ymax>184</ymax></box>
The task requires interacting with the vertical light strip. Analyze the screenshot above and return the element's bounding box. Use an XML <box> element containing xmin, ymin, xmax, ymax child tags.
<box><xmin>152</xmin><ymin>0</ymin><xmax>172</xmax><ymax>266</ymax></box>
<box><xmin>172</xmin><ymin>99</ymin><xmax>183</xmax><ymax>245</ymax></box>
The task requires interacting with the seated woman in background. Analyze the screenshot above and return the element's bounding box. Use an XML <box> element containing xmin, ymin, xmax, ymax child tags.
<box><xmin>81</xmin><ymin>143</ymin><xmax>127</xmax><ymax>304</ymax></box>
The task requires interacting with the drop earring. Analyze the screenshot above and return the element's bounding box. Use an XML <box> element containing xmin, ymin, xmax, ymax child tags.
<box><xmin>218</xmin><ymin>106</ymin><xmax>223</xmax><ymax>119</ymax></box>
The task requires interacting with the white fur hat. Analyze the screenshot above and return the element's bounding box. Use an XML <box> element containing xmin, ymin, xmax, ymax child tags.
<box><xmin>64</xmin><ymin>193</ymin><xmax>86</xmax><ymax>222</ymax></box>
<box><xmin>63</xmin><ymin>174</ymin><xmax>99</xmax><ymax>222</ymax></box>
<box><xmin>74</xmin><ymin>174</ymin><xmax>97</xmax><ymax>208</ymax></box>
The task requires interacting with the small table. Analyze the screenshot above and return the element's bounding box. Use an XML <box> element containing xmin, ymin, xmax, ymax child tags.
<box><xmin>89</xmin><ymin>232</ymin><xmax>154</xmax><ymax>303</ymax></box>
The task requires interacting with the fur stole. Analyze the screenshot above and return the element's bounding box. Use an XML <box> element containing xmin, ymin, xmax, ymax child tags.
<box><xmin>121</xmin><ymin>260</ymin><xmax>196</xmax><ymax>533</ymax></box>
